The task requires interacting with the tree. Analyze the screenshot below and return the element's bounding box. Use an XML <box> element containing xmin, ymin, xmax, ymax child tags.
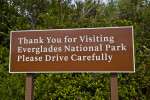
<box><xmin>0</xmin><ymin>0</ymin><xmax>150</xmax><ymax>99</ymax></box>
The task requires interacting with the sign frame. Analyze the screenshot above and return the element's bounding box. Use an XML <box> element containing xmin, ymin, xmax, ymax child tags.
<box><xmin>9</xmin><ymin>26</ymin><xmax>135</xmax><ymax>73</ymax></box>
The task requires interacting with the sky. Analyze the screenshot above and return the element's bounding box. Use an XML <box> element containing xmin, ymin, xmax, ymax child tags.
<box><xmin>71</xmin><ymin>0</ymin><xmax>108</xmax><ymax>4</ymax></box>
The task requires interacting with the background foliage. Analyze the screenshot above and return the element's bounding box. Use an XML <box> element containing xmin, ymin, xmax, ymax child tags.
<box><xmin>0</xmin><ymin>0</ymin><xmax>150</xmax><ymax>99</ymax></box>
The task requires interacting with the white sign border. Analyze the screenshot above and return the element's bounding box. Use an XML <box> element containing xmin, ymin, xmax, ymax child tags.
<box><xmin>9</xmin><ymin>26</ymin><xmax>135</xmax><ymax>73</ymax></box>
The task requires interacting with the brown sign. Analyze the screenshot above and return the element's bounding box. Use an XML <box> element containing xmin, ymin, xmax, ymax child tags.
<box><xmin>9</xmin><ymin>26</ymin><xmax>135</xmax><ymax>73</ymax></box>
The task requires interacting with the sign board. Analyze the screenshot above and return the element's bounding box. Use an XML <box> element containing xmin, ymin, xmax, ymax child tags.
<box><xmin>9</xmin><ymin>26</ymin><xmax>135</xmax><ymax>73</ymax></box>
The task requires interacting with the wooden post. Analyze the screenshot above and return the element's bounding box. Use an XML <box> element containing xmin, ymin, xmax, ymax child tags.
<box><xmin>110</xmin><ymin>73</ymin><xmax>118</xmax><ymax>100</ymax></box>
<box><xmin>25</xmin><ymin>73</ymin><xmax>34</xmax><ymax>100</ymax></box>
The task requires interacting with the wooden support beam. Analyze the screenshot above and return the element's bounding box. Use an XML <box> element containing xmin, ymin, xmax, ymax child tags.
<box><xmin>25</xmin><ymin>73</ymin><xmax>34</xmax><ymax>100</ymax></box>
<box><xmin>110</xmin><ymin>73</ymin><xmax>118</xmax><ymax>100</ymax></box>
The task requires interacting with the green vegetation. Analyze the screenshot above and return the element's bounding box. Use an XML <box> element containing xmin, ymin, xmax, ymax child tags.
<box><xmin>0</xmin><ymin>0</ymin><xmax>150</xmax><ymax>99</ymax></box>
